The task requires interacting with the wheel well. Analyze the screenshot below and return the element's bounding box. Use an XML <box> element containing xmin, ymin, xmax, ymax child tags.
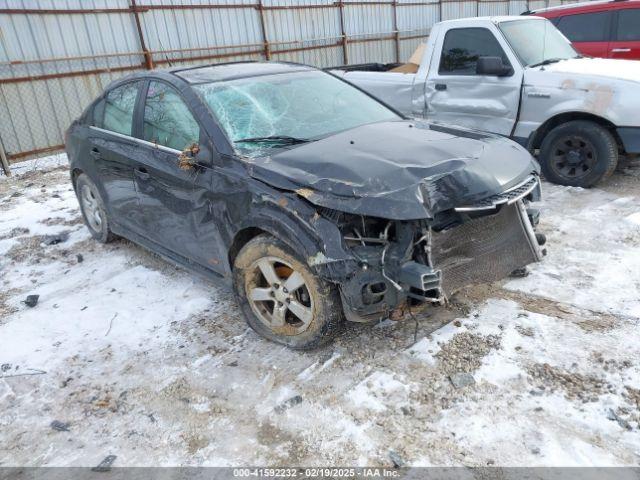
<box><xmin>228</xmin><ymin>227</ymin><xmax>267</xmax><ymax>269</ymax></box>
<box><xmin>530</xmin><ymin>112</ymin><xmax>622</xmax><ymax>152</ymax></box>
<box><xmin>71</xmin><ymin>168</ymin><xmax>84</xmax><ymax>189</ymax></box>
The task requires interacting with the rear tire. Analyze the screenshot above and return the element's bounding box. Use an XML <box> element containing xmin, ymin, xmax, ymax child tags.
<box><xmin>75</xmin><ymin>173</ymin><xmax>115</xmax><ymax>243</ymax></box>
<box><xmin>233</xmin><ymin>234</ymin><xmax>343</xmax><ymax>349</ymax></box>
<box><xmin>539</xmin><ymin>120</ymin><xmax>618</xmax><ymax>187</ymax></box>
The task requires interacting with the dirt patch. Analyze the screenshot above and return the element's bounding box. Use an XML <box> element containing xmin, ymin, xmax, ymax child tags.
<box><xmin>457</xmin><ymin>282</ymin><xmax>620</xmax><ymax>332</ymax></box>
<box><xmin>0</xmin><ymin>287</ymin><xmax>20</xmax><ymax>321</ymax></box>
<box><xmin>0</xmin><ymin>227</ymin><xmax>30</xmax><ymax>241</ymax></box>
<box><xmin>39</xmin><ymin>216</ymin><xmax>83</xmax><ymax>227</ymax></box>
<box><xmin>435</xmin><ymin>332</ymin><xmax>501</xmax><ymax>375</ymax></box>
<box><xmin>527</xmin><ymin>363</ymin><xmax>615</xmax><ymax>402</ymax></box>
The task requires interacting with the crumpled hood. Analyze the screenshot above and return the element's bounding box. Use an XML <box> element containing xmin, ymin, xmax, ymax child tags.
<box><xmin>538</xmin><ymin>57</ymin><xmax>640</xmax><ymax>85</ymax></box>
<box><xmin>247</xmin><ymin>120</ymin><xmax>539</xmax><ymax>220</ymax></box>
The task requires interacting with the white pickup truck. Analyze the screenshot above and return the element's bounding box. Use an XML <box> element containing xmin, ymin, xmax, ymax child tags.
<box><xmin>335</xmin><ymin>16</ymin><xmax>640</xmax><ymax>187</ymax></box>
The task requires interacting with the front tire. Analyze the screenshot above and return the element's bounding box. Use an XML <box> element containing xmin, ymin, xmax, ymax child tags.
<box><xmin>232</xmin><ymin>234</ymin><xmax>343</xmax><ymax>349</ymax></box>
<box><xmin>539</xmin><ymin>120</ymin><xmax>618</xmax><ymax>187</ymax></box>
<box><xmin>75</xmin><ymin>173</ymin><xmax>115</xmax><ymax>243</ymax></box>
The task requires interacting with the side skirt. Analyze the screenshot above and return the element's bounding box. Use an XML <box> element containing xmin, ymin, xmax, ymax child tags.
<box><xmin>110</xmin><ymin>222</ymin><xmax>231</xmax><ymax>289</ymax></box>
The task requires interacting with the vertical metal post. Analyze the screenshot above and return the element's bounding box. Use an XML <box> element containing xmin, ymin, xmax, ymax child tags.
<box><xmin>438</xmin><ymin>0</ymin><xmax>443</xmax><ymax>22</ymax></box>
<box><xmin>392</xmin><ymin>1</ymin><xmax>400</xmax><ymax>63</ymax></box>
<box><xmin>0</xmin><ymin>137</ymin><xmax>11</xmax><ymax>177</ymax></box>
<box><xmin>130</xmin><ymin>0</ymin><xmax>154</xmax><ymax>69</ymax></box>
<box><xmin>338</xmin><ymin>0</ymin><xmax>349</xmax><ymax>65</ymax></box>
<box><xmin>257</xmin><ymin>0</ymin><xmax>271</xmax><ymax>61</ymax></box>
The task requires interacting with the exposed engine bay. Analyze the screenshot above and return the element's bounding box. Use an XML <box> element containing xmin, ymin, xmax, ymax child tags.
<box><xmin>324</xmin><ymin>179</ymin><xmax>543</xmax><ymax>323</ymax></box>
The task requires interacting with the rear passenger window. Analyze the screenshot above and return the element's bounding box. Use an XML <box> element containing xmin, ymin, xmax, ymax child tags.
<box><xmin>91</xmin><ymin>99</ymin><xmax>105</xmax><ymax>127</ymax></box>
<box><xmin>103</xmin><ymin>82</ymin><xmax>140</xmax><ymax>136</ymax></box>
<box><xmin>555</xmin><ymin>12</ymin><xmax>611</xmax><ymax>42</ymax></box>
<box><xmin>439</xmin><ymin>28</ymin><xmax>511</xmax><ymax>75</ymax></box>
<box><xmin>143</xmin><ymin>81</ymin><xmax>200</xmax><ymax>151</ymax></box>
<box><xmin>615</xmin><ymin>9</ymin><xmax>640</xmax><ymax>41</ymax></box>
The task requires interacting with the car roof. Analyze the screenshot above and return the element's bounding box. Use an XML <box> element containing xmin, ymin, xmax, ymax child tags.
<box><xmin>526</xmin><ymin>0</ymin><xmax>639</xmax><ymax>15</ymax></box>
<box><xmin>169</xmin><ymin>61</ymin><xmax>316</xmax><ymax>84</ymax></box>
<box><xmin>439</xmin><ymin>15</ymin><xmax>547</xmax><ymax>25</ymax></box>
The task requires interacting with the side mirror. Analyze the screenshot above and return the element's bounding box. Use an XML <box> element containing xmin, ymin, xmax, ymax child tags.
<box><xmin>178</xmin><ymin>143</ymin><xmax>200</xmax><ymax>170</ymax></box>
<box><xmin>476</xmin><ymin>56</ymin><xmax>513</xmax><ymax>77</ymax></box>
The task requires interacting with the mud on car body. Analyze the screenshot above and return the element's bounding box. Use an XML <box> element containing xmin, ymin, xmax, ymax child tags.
<box><xmin>65</xmin><ymin>61</ymin><xmax>544</xmax><ymax>349</ymax></box>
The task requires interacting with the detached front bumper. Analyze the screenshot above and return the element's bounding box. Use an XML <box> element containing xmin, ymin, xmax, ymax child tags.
<box><xmin>337</xmin><ymin>197</ymin><xmax>543</xmax><ymax>323</ymax></box>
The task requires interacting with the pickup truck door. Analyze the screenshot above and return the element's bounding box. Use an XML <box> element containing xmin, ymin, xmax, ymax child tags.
<box><xmin>424</xmin><ymin>25</ymin><xmax>523</xmax><ymax>136</ymax></box>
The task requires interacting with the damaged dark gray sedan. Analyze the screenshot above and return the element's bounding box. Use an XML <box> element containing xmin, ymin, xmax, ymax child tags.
<box><xmin>65</xmin><ymin>61</ymin><xmax>544</xmax><ymax>349</ymax></box>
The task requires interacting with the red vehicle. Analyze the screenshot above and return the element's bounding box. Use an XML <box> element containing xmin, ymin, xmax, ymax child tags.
<box><xmin>524</xmin><ymin>0</ymin><xmax>640</xmax><ymax>60</ymax></box>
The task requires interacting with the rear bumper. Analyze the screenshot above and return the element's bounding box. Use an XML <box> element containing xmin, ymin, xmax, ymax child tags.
<box><xmin>617</xmin><ymin>127</ymin><xmax>640</xmax><ymax>154</ymax></box>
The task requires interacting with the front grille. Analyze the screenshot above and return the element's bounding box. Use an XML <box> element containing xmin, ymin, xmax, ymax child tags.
<box><xmin>431</xmin><ymin>201</ymin><xmax>541</xmax><ymax>296</ymax></box>
<box><xmin>455</xmin><ymin>176</ymin><xmax>539</xmax><ymax>212</ymax></box>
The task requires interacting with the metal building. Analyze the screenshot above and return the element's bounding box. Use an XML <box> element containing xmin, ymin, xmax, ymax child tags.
<box><xmin>0</xmin><ymin>0</ymin><xmax>569</xmax><ymax>168</ymax></box>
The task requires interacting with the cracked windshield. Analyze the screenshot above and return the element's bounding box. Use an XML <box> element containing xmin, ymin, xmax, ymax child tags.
<box><xmin>195</xmin><ymin>70</ymin><xmax>399</xmax><ymax>157</ymax></box>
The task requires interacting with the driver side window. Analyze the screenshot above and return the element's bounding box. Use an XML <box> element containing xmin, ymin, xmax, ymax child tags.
<box><xmin>439</xmin><ymin>28</ymin><xmax>511</xmax><ymax>75</ymax></box>
<box><xmin>143</xmin><ymin>81</ymin><xmax>200</xmax><ymax>151</ymax></box>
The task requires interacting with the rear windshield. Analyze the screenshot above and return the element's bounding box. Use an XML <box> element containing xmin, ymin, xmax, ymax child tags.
<box><xmin>194</xmin><ymin>70</ymin><xmax>399</xmax><ymax>156</ymax></box>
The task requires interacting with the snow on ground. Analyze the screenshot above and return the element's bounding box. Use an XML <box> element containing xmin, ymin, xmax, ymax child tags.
<box><xmin>0</xmin><ymin>159</ymin><xmax>639</xmax><ymax>467</ymax></box>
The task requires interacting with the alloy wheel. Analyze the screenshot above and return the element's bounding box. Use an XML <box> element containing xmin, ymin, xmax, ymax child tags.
<box><xmin>80</xmin><ymin>184</ymin><xmax>103</xmax><ymax>232</ymax></box>
<box><xmin>245</xmin><ymin>256</ymin><xmax>314</xmax><ymax>336</ymax></box>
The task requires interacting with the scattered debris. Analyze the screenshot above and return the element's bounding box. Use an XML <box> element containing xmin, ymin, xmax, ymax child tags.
<box><xmin>1</xmin><ymin>363</ymin><xmax>11</xmax><ymax>372</ymax></box>
<box><xmin>449</xmin><ymin>372</ymin><xmax>476</xmax><ymax>389</ymax></box>
<box><xmin>510</xmin><ymin>267</ymin><xmax>529</xmax><ymax>278</ymax></box>
<box><xmin>105</xmin><ymin>313</ymin><xmax>118</xmax><ymax>336</ymax></box>
<box><xmin>436</xmin><ymin>332</ymin><xmax>501</xmax><ymax>375</ymax></box>
<box><xmin>23</xmin><ymin>295</ymin><xmax>39</xmax><ymax>308</ymax></box>
<box><xmin>92</xmin><ymin>455</ymin><xmax>117</xmax><ymax>472</ymax></box>
<box><xmin>50</xmin><ymin>420</ymin><xmax>70</xmax><ymax>432</ymax></box>
<box><xmin>42</xmin><ymin>232</ymin><xmax>69</xmax><ymax>246</ymax></box>
<box><xmin>607</xmin><ymin>409</ymin><xmax>632</xmax><ymax>431</ymax></box>
<box><xmin>0</xmin><ymin>368</ymin><xmax>46</xmax><ymax>379</ymax></box>
<box><xmin>275</xmin><ymin>395</ymin><xmax>303</xmax><ymax>413</ymax></box>
<box><xmin>389</xmin><ymin>450</ymin><xmax>405</xmax><ymax>468</ymax></box>
<box><xmin>515</xmin><ymin>325</ymin><xmax>535</xmax><ymax>337</ymax></box>
<box><xmin>528</xmin><ymin>363</ymin><xmax>613</xmax><ymax>402</ymax></box>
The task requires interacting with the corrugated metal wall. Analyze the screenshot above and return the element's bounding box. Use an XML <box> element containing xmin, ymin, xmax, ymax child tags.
<box><xmin>0</xmin><ymin>0</ymin><xmax>574</xmax><ymax>164</ymax></box>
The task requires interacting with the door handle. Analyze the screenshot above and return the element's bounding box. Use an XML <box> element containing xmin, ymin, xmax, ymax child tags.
<box><xmin>435</xmin><ymin>83</ymin><xmax>447</xmax><ymax>91</ymax></box>
<box><xmin>134</xmin><ymin>167</ymin><xmax>150</xmax><ymax>180</ymax></box>
<box><xmin>611</xmin><ymin>48</ymin><xmax>631</xmax><ymax>53</ymax></box>
<box><xmin>90</xmin><ymin>148</ymin><xmax>101</xmax><ymax>160</ymax></box>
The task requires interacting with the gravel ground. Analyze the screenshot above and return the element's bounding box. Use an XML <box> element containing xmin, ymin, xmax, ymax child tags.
<box><xmin>0</xmin><ymin>159</ymin><xmax>639</xmax><ymax>467</ymax></box>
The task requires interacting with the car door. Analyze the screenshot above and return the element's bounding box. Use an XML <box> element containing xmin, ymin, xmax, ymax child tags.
<box><xmin>609</xmin><ymin>9</ymin><xmax>640</xmax><ymax>60</ymax></box>
<box><xmin>554</xmin><ymin>11</ymin><xmax>612</xmax><ymax>58</ymax></box>
<box><xmin>424</xmin><ymin>26</ymin><xmax>523</xmax><ymax>136</ymax></box>
<box><xmin>88</xmin><ymin>80</ymin><xmax>146</xmax><ymax>234</ymax></box>
<box><xmin>131</xmin><ymin>79</ymin><xmax>222</xmax><ymax>269</ymax></box>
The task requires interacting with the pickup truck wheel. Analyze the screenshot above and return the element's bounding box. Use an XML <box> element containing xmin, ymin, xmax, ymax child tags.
<box><xmin>232</xmin><ymin>234</ymin><xmax>344</xmax><ymax>349</ymax></box>
<box><xmin>539</xmin><ymin>121</ymin><xmax>618</xmax><ymax>187</ymax></box>
<box><xmin>75</xmin><ymin>174</ymin><xmax>115</xmax><ymax>243</ymax></box>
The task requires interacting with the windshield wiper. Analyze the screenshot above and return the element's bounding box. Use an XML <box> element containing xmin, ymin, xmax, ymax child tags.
<box><xmin>234</xmin><ymin>135</ymin><xmax>311</xmax><ymax>145</ymax></box>
<box><xmin>528</xmin><ymin>57</ymin><xmax>566</xmax><ymax>68</ymax></box>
